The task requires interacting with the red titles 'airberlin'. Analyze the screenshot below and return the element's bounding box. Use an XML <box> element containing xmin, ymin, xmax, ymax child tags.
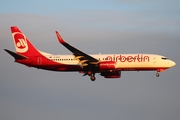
<box><xmin>105</xmin><ymin>54</ymin><xmax>150</xmax><ymax>62</ymax></box>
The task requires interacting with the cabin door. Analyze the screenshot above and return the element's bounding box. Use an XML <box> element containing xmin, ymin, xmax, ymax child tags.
<box><xmin>37</xmin><ymin>57</ymin><xmax>42</xmax><ymax>65</ymax></box>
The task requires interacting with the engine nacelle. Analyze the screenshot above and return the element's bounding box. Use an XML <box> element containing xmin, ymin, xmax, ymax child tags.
<box><xmin>99</xmin><ymin>61</ymin><xmax>116</xmax><ymax>70</ymax></box>
<box><xmin>101</xmin><ymin>71</ymin><xmax>121</xmax><ymax>78</ymax></box>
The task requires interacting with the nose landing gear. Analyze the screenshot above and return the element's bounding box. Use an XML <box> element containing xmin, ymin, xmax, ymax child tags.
<box><xmin>156</xmin><ymin>72</ymin><xmax>160</xmax><ymax>77</ymax></box>
<box><xmin>90</xmin><ymin>74</ymin><xmax>96</xmax><ymax>81</ymax></box>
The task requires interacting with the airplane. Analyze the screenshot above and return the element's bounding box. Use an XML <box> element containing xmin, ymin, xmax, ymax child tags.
<box><xmin>4</xmin><ymin>26</ymin><xmax>176</xmax><ymax>81</ymax></box>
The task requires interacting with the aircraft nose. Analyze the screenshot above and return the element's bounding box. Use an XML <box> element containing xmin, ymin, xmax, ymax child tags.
<box><xmin>170</xmin><ymin>60</ymin><xmax>176</xmax><ymax>67</ymax></box>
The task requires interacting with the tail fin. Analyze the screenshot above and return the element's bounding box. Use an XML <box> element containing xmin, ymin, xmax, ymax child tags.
<box><xmin>11</xmin><ymin>26</ymin><xmax>40</xmax><ymax>56</ymax></box>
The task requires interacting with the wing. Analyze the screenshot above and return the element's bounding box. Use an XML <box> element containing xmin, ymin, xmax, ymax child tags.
<box><xmin>55</xmin><ymin>31</ymin><xmax>99</xmax><ymax>67</ymax></box>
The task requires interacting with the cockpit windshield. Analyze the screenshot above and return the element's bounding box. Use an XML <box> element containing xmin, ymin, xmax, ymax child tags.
<box><xmin>161</xmin><ymin>57</ymin><xmax>168</xmax><ymax>60</ymax></box>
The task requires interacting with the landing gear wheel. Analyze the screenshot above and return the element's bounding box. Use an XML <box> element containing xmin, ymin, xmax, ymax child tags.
<box><xmin>90</xmin><ymin>75</ymin><xmax>96</xmax><ymax>81</ymax></box>
<box><xmin>156</xmin><ymin>73</ymin><xmax>160</xmax><ymax>77</ymax></box>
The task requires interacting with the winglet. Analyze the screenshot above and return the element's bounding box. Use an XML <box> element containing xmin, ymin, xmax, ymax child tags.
<box><xmin>55</xmin><ymin>31</ymin><xmax>66</xmax><ymax>44</ymax></box>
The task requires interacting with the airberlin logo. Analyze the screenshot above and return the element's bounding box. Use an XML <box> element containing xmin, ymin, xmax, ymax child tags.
<box><xmin>16</xmin><ymin>39</ymin><xmax>26</xmax><ymax>48</ymax></box>
<box><xmin>105</xmin><ymin>54</ymin><xmax>150</xmax><ymax>62</ymax></box>
<box><xmin>13</xmin><ymin>32</ymin><xmax>28</xmax><ymax>53</ymax></box>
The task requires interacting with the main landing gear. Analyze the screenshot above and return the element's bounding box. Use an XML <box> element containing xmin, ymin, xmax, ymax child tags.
<box><xmin>85</xmin><ymin>71</ymin><xmax>96</xmax><ymax>81</ymax></box>
<box><xmin>156</xmin><ymin>72</ymin><xmax>160</xmax><ymax>77</ymax></box>
<box><xmin>90</xmin><ymin>74</ymin><xmax>96</xmax><ymax>81</ymax></box>
<box><xmin>83</xmin><ymin>71</ymin><xmax>96</xmax><ymax>81</ymax></box>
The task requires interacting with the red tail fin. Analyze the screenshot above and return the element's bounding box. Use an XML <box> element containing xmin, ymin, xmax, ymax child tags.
<box><xmin>11</xmin><ymin>26</ymin><xmax>40</xmax><ymax>56</ymax></box>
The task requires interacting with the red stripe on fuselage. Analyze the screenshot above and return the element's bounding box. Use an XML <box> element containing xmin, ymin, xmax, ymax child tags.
<box><xmin>16</xmin><ymin>55</ymin><xmax>82</xmax><ymax>71</ymax></box>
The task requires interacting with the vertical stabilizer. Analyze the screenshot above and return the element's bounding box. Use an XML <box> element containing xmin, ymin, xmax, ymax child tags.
<box><xmin>11</xmin><ymin>26</ymin><xmax>40</xmax><ymax>56</ymax></box>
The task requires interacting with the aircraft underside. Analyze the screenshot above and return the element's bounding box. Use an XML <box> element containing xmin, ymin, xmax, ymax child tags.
<box><xmin>34</xmin><ymin>64</ymin><xmax>168</xmax><ymax>81</ymax></box>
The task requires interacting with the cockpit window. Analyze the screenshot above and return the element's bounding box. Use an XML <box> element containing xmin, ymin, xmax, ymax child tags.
<box><xmin>161</xmin><ymin>57</ymin><xmax>168</xmax><ymax>60</ymax></box>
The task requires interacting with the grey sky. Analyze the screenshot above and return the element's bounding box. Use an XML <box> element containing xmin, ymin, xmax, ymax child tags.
<box><xmin>0</xmin><ymin>0</ymin><xmax>180</xmax><ymax>120</ymax></box>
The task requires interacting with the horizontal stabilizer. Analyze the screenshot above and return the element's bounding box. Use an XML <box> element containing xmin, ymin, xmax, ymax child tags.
<box><xmin>4</xmin><ymin>49</ymin><xmax>28</xmax><ymax>60</ymax></box>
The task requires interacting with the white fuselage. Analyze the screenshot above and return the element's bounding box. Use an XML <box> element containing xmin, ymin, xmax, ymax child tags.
<box><xmin>43</xmin><ymin>53</ymin><xmax>175</xmax><ymax>70</ymax></box>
